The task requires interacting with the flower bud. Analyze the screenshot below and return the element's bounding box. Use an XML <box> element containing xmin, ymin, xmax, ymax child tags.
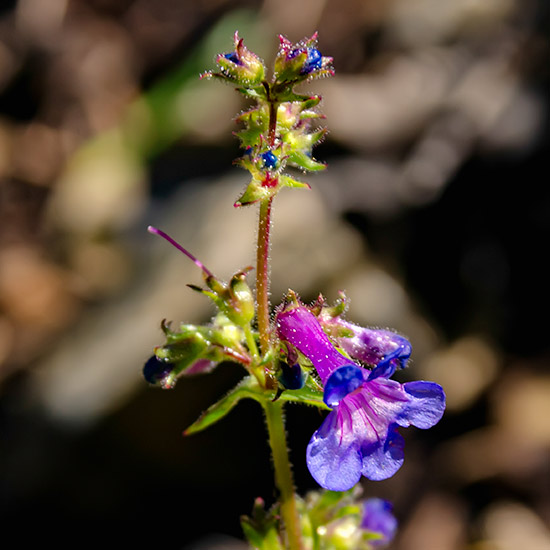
<box><xmin>260</xmin><ymin>150</ymin><xmax>278</xmax><ymax>169</ymax></box>
<box><xmin>154</xmin><ymin>332</ymin><xmax>208</xmax><ymax>364</ymax></box>
<box><xmin>213</xmin><ymin>31</ymin><xmax>265</xmax><ymax>85</ymax></box>
<box><xmin>226</xmin><ymin>270</ymin><xmax>255</xmax><ymax>326</ymax></box>
<box><xmin>277</xmin><ymin>362</ymin><xmax>307</xmax><ymax>390</ymax></box>
<box><xmin>274</xmin><ymin>33</ymin><xmax>333</xmax><ymax>84</ymax></box>
<box><xmin>143</xmin><ymin>355</ymin><xmax>176</xmax><ymax>389</ymax></box>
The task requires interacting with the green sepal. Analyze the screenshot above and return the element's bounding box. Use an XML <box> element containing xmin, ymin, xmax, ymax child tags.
<box><xmin>300</xmin><ymin>95</ymin><xmax>322</xmax><ymax>110</ymax></box>
<box><xmin>273</xmin><ymin>50</ymin><xmax>308</xmax><ymax>84</ymax></box>
<box><xmin>299</xmin><ymin>110</ymin><xmax>325</xmax><ymax>121</ymax></box>
<box><xmin>234</xmin><ymin>177</ymin><xmax>279</xmax><ymax>207</ymax></box>
<box><xmin>308</xmin><ymin>127</ymin><xmax>329</xmax><ymax>145</ymax></box>
<box><xmin>238</xmin><ymin>85</ymin><xmax>268</xmax><ymax>101</ymax></box>
<box><xmin>235</xmin><ymin>107</ymin><xmax>267</xmax><ymax>148</ymax></box>
<box><xmin>287</xmin><ymin>150</ymin><xmax>326</xmax><ymax>172</ymax></box>
<box><xmin>154</xmin><ymin>333</ymin><xmax>209</xmax><ymax>364</ymax></box>
<box><xmin>235</xmin><ymin>127</ymin><xmax>264</xmax><ymax>149</ymax></box>
<box><xmin>279</xmin><ymin>174</ymin><xmax>311</xmax><ymax>189</ymax></box>
<box><xmin>272</xmin><ymin>88</ymin><xmax>316</xmax><ymax>103</ymax></box>
<box><xmin>186</xmin><ymin>268</ymin><xmax>256</xmax><ymax>328</ymax></box>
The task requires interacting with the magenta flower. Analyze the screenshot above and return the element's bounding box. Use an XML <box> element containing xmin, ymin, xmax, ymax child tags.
<box><xmin>276</xmin><ymin>305</ymin><xmax>445</xmax><ymax>491</ymax></box>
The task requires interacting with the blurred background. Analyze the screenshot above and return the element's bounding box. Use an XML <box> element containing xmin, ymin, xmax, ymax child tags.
<box><xmin>0</xmin><ymin>0</ymin><xmax>549</xmax><ymax>548</ymax></box>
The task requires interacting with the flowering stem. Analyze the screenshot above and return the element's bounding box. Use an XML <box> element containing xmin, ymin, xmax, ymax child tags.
<box><xmin>262</xmin><ymin>400</ymin><xmax>303</xmax><ymax>550</ymax></box>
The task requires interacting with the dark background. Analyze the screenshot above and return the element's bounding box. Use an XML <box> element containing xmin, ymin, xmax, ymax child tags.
<box><xmin>0</xmin><ymin>1</ymin><xmax>549</xmax><ymax>548</ymax></box>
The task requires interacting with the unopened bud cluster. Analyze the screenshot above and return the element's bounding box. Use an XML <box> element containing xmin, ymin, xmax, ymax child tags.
<box><xmin>202</xmin><ymin>31</ymin><xmax>334</xmax><ymax>207</ymax></box>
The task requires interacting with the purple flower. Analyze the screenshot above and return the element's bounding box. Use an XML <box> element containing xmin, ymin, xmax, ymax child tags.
<box><xmin>361</xmin><ymin>498</ymin><xmax>397</xmax><ymax>546</ymax></box>
<box><xmin>276</xmin><ymin>305</ymin><xmax>445</xmax><ymax>491</ymax></box>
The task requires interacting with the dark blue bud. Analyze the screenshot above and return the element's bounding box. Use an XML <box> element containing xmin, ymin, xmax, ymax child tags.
<box><xmin>143</xmin><ymin>355</ymin><xmax>175</xmax><ymax>387</ymax></box>
<box><xmin>301</xmin><ymin>48</ymin><xmax>323</xmax><ymax>74</ymax></box>
<box><xmin>278</xmin><ymin>362</ymin><xmax>307</xmax><ymax>390</ymax></box>
<box><xmin>261</xmin><ymin>151</ymin><xmax>278</xmax><ymax>169</ymax></box>
<box><xmin>223</xmin><ymin>52</ymin><xmax>241</xmax><ymax>65</ymax></box>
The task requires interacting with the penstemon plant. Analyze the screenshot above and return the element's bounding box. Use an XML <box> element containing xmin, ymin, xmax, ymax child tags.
<box><xmin>143</xmin><ymin>32</ymin><xmax>446</xmax><ymax>550</ymax></box>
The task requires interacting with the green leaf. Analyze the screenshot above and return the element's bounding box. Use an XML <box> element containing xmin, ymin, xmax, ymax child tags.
<box><xmin>184</xmin><ymin>371</ymin><xmax>329</xmax><ymax>436</ymax></box>
<box><xmin>183</xmin><ymin>376</ymin><xmax>262</xmax><ymax>435</ymax></box>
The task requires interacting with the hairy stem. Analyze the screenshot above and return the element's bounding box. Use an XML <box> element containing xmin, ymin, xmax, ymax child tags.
<box><xmin>255</xmin><ymin>87</ymin><xmax>303</xmax><ymax>550</ymax></box>
<box><xmin>256</xmin><ymin>197</ymin><xmax>273</xmax><ymax>358</ymax></box>
<box><xmin>263</xmin><ymin>400</ymin><xmax>303</xmax><ymax>550</ymax></box>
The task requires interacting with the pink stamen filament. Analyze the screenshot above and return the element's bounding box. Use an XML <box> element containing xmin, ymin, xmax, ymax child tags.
<box><xmin>148</xmin><ymin>226</ymin><xmax>214</xmax><ymax>278</ymax></box>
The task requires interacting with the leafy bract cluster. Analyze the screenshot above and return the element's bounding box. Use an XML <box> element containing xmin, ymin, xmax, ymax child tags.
<box><xmin>242</xmin><ymin>487</ymin><xmax>397</xmax><ymax>550</ymax></box>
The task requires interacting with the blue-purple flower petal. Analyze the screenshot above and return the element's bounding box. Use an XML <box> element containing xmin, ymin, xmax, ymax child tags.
<box><xmin>306</xmin><ymin>366</ymin><xmax>445</xmax><ymax>489</ymax></box>
<box><xmin>306</xmin><ymin>410</ymin><xmax>363</xmax><ymax>491</ymax></box>
<box><xmin>360</xmin><ymin>424</ymin><xmax>404</xmax><ymax>481</ymax></box>
<box><xmin>400</xmin><ymin>380</ymin><xmax>446</xmax><ymax>429</ymax></box>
